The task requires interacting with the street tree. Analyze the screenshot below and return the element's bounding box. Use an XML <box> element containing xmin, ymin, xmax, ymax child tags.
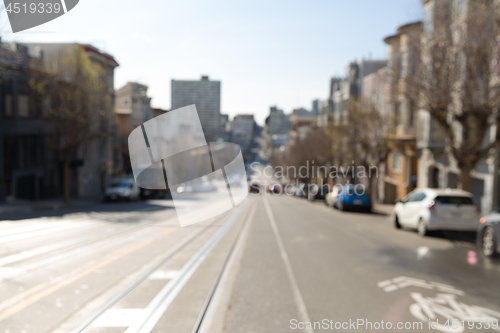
<box><xmin>32</xmin><ymin>46</ymin><xmax>111</xmax><ymax>203</ymax></box>
<box><xmin>420</xmin><ymin>0</ymin><xmax>500</xmax><ymax>190</ymax></box>
<box><xmin>335</xmin><ymin>100</ymin><xmax>391</xmax><ymax>200</ymax></box>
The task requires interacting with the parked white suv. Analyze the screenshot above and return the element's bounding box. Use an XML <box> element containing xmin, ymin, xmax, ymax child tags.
<box><xmin>393</xmin><ymin>188</ymin><xmax>480</xmax><ymax>236</ymax></box>
<box><xmin>105</xmin><ymin>179</ymin><xmax>141</xmax><ymax>201</ymax></box>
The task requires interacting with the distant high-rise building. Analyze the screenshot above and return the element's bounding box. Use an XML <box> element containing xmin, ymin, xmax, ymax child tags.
<box><xmin>171</xmin><ymin>76</ymin><xmax>221</xmax><ymax>139</ymax></box>
<box><xmin>330</xmin><ymin>59</ymin><xmax>387</xmax><ymax>125</ymax></box>
<box><xmin>267</xmin><ymin>106</ymin><xmax>290</xmax><ymax>137</ymax></box>
<box><xmin>312</xmin><ymin>99</ymin><xmax>320</xmax><ymax>114</ymax></box>
<box><xmin>230</xmin><ymin>114</ymin><xmax>255</xmax><ymax>154</ymax></box>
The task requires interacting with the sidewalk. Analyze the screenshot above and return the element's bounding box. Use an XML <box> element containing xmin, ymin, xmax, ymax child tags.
<box><xmin>0</xmin><ymin>198</ymin><xmax>101</xmax><ymax>216</ymax></box>
<box><xmin>372</xmin><ymin>203</ymin><xmax>394</xmax><ymax>216</ymax></box>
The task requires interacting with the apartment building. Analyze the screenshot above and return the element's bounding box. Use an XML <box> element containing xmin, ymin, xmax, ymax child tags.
<box><xmin>171</xmin><ymin>76</ymin><xmax>221</xmax><ymax>140</ymax></box>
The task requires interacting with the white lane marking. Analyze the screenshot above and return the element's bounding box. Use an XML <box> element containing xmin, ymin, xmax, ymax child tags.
<box><xmin>0</xmin><ymin>223</ymin><xmax>91</xmax><ymax>244</ymax></box>
<box><xmin>197</xmin><ymin>201</ymin><xmax>257</xmax><ymax>333</ymax></box>
<box><xmin>417</xmin><ymin>246</ymin><xmax>429</xmax><ymax>260</ymax></box>
<box><xmin>92</xmin><ymin>309</ymin><xmax>146</xmax><ymax>327</ymax></box>
<box><xmin>377</xmin><ymin>276</ymin><xmax>464</xmax><ymax>295</ymax></box>
<box><xmin>148</xmin><ymin>270</ymin><xmax>179</xmax><ymax>280</ymax></box>
<box><xmin>0</xmin><ymin>218</ymin><xmax>161</xmax><ymax>267</ymax></box>
<box><xmin>0</xmin><ymin>226</ymin><xmax>121</xmax><ymax>267</ymax></box>
<box><xmin>129</xmin><ymin>201</ymin><xmax>249</xmax><ymax>333</ymax></box>
<box><xmin>263</xmin><ymin>196</ymin><xmax>314</xmax><ymax>333</ymax></box>
<box><xmin>84</xmin><ymin>199</ymin><xmax>250</xmax><ymax>333</ymax></box>
<box><xmin>0</xmin><ymin>216</ymin><xmax>179</xmax><ymax>282</ymax></box>
<box><xmin>0</xmin><ymin>223</ymin><xmax>60</xmax><ymax>237</ymax></box>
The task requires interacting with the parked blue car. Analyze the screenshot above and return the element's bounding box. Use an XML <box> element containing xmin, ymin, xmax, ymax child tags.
<box><xmin>334</xmin><ymin>184</ymin><xmax>372</xmax><ymax>212</ymax></box>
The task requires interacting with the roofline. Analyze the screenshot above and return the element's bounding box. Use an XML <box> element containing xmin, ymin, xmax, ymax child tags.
<box><xmin>384</xmin><ymin>21</ymin><xmax>423</xmax><ymax>44</ymax></box>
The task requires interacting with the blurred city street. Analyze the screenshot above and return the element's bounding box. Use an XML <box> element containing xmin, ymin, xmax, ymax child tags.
<box><xmin>0</xmin><ymin>193</ymin><xmax>499</xmax><ymax>333</ymax></box>
<box><xmin>2</xmin><ymin>0</ymin><xmax>500</xmax><ymax>332</ymax></box>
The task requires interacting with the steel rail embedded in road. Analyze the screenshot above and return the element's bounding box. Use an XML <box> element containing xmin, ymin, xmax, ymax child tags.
<box><xmin>192</xmin><ymin>199</ymin><xmax>257</xmax><ymax>333</ymax></box>
<box><xmin>71</xmin><ymin>200</ymin><xmax>250</xmax><ymax>333</ymax></box>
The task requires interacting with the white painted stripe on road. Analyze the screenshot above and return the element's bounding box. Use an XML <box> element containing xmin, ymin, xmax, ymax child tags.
<box><xmin>0</xmin><ymin>209</ymin><xmax>178</xmax><ymax>267</ymax></box>
<box><xmin>0</xmin><ymin>223</ymin><xmax>145</xmax><ymax>267</ymax></box>
<box><xmin>92</xmin><ymin>309</ymin><xmax>146</xmax><ymax>327</ymax></box>
<box><xmin>0</xmin><ymin>223</ymin><xmax>60</xmax><ymax>238</ymax></box>
<box><xmin>127</xmin><ymin>200</ymin><xmax>250</xmax><ymax>333</ymax></box>
<box><xmin>0</xmin><ymin>216</ymin><xmax>179</xmax><ymax>282</ymax></box>
<box><xmin>85</xmin><ymin>200</ymin><xmax>250</xmax><ymax>333</ymax></box>
<box><xmin>263</xmin><ymin>196</ymin><xmax>314</xmax><ymax>333</ymax></box>
<box><xmin>0</xmin><ymin>223</ymin><xmax>86</xmax><ymax>244</ymax></box>
<box><xmin>147</xmin><ymin>270</ymin><xmax>180</xmax><ymax>280</ymax></box>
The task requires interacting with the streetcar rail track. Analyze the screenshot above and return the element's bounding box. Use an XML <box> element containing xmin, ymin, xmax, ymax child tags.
<box><xmin>70</xmin><ymin>200</ymin><xmax>252</xmax><ymax>333</ymax></box>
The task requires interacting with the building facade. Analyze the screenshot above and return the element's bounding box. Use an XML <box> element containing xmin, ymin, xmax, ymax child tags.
<box><xmin>115</xmin><ymin>82</ymin><xmax>152</xmax><ymax>131</ymax></box>
<box><xmin>0</xmin><ymin>42</ymin><xmax>119</xmax><ymax>202</ymax></box>
<box><xmin>115</xmin><ymin>82</ymin><xmax>153</xmax><ymax>174</ymax></box>
<box><xmin>417</xmin><ymin>0</ymin><xmax>499</xmax><ymax>213</ymax></box>
<box><xmin>331</xmin><ymin>60</ymin><xmax>387</xmax><ymax>126</ymax></box>
<box><xmin>383</xmin><ymin>22</ymin><xmax>422</xmax><ymax>203</ymax></box>
<box><xmin>171</xmin><ymin>76</ymin><xmax>221</xmax><ymax>140</ymax></box>
<box><xmin>230</xmin><ymin>114</ymin><xmax>255</xmax><ymax>155</ymax></box>
<box><xmin>268</xmin><ymin>106</ymin><xmax>290</xmax><ymax>137</ymax></box>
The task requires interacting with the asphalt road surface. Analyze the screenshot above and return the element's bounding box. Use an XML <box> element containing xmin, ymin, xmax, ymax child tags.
<box><xmin>0</xmin><ymin>195</ymin><xmax>499</xmax><ymax>333</ymax></box>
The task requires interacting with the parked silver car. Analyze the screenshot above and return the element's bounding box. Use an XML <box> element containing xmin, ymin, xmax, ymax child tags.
<box><xmin>105</xmin><ymin>179</ymin><xmax>140</xmax><ymax>201</ymax></box>
<box><xmin>393</xmin><ymin>188</ymin><xmax>480</xmax><ymax>236</ymax></box>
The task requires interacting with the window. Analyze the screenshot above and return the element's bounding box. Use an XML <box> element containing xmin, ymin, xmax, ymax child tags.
<box><xmin>424</xmin><ymin>5</ymin><xmax>433</xmax><ymax>34</ymax></box>
<box><xmin>411</xmin><ymin>54</ymin><xmax>417</xmax><ymax>77</ymax></box>
<box><xmin>403</xmin><ymin>191</ymin><xmax>419</xmax><ymax>202</ymax></box>
<box><xmin>456</xmin><ymin>0</ymin><xmax>466</xmax><ymax>14</ymax></box>
<box><xmin>402</xmin><ymin>49</ymin><xmax>409</xmax><ymax>77</ymax></box>
<box><xmin>42</xmin><ymin>98</ymin><xmax>51</xmax><ymax>118</ymax></box>
<box><xmin>4</xmin><ymin>94</ymin><xmax>12</xmax><ymax>117</ymax></box>
<box><xmin>404</xmin><ymin>192</ymin><xmax>425</xmax><ymax>203</ymax></box>
<box><xmin>394</xmin><ymin>102</ymin><xmax>401</xmax><ymax>126</ymax></box>
<box><xmin>408</xmin><ymin>101</ymin><xmax>415</xmax><ymax>127</ymax></box>
<box><xmin>18</xmin><ymin>94</ymin><xmax>30</xmax><ymax>118</ymax></box>
<box><xmin>413</xmin><ymin>193</ymin><xmax>426</xmax><ymax>202</ymax></box>
<box><xmin>392</xmin><ymin>152</ymin><xmax>402</xmax><ymax>172</ymax></box>
<box><xmin>434</xmin><ymin>196</ymin><xmax>473</xmax><ymax>205</ymax></box>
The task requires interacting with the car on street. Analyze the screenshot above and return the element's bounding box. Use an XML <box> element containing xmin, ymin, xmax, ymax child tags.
<box><xmin>393</xmin><ymin>188</ymin><xmax>480</xmax><ymax>236</ymax></box>
<box><xmin>325</xmin><ymin>187</ymin><xmax>342</xmax><ymax>207</ymax></box>
<box><xmin>105</xmin><ymin>179</ymin><xmax>140</xmax><ymax>201</ymax></box>
<box><xmin>249</xmin><ymin>182</ymin><xmax>261</xmax><ymax>194</ymax></box>
<box><xmin>140</xmin><ymin>188</ymin><xmax>168</xmax><ymax>199</ymax></box>
<box><xmin>265</xmin><ymin>184</ymin><xmax>282</xmax><ymax>194</ymax></box>
<box><xmin>477</xmin><ymin>208</ymin><xmax>500</xmax><ymax>257</ymax></box>
<box><xmin>295</xmin><ymin>183</ymin><xmax>309</xmax><ymax>198</ymax></box>
<box><xmin>308</xmin><ymin>185</ymin><xmax>329</xmax><ymax>201</ymax></box>
<box><xmin>334</xmin><ymin>184</ymin><xmax>372</xmax><ymax>212</ymax></box>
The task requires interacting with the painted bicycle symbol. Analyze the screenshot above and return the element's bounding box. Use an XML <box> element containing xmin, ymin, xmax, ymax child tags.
<box><xmin>410</xmin><ymin>293</ymin><xmax>500</xmax><ymax>333</ymax></box>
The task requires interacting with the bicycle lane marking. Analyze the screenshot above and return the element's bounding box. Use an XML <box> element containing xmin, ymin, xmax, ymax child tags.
<box><xmin>377</xmin><ymin>275</ymin><xmax>500</xmax><ymax>333</ymax></box>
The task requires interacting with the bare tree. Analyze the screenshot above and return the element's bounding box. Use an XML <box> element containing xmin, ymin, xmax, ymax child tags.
<box><xmin>420</xmin><ymin>0</ymin><xmax>500</xmax><ymax>190</ymax></box>
<box><xmin>285</xmin><ymin>128</ymin><xmax>335</xmax><ymax>183</ymax></box>
<box><xmin>32</xmin><ymin>46</ymin><xmax>111</xmax><ymax>203</ymax></box>
<box><xmin>335</xmin><ymin>99</ymin><xmax>391</xmax><ymax>199</ymax></box>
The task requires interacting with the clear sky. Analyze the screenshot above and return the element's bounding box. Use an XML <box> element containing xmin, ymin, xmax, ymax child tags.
<box><xmin>1</xmin><ymin>0</ymin><xmax>422</xmax><ymax>125</ymax></box>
